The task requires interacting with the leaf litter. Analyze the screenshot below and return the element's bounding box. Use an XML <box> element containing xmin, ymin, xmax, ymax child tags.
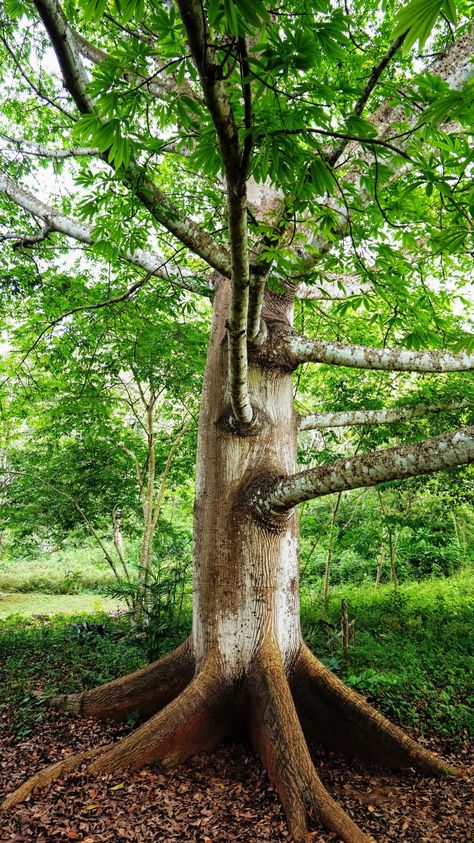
<box><xmin>0</xmin><ymin>705</ymin><xmax>472</xmax><ymax>842</ymax></box>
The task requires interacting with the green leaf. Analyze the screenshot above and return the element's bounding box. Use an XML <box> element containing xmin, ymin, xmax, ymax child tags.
<box><xmin>393</xmin><ymin>0</ymin><xmax>458</xmax><ymax>50</ymax></box>
<box><xmin>223</xmin><ymin>0</ymin><xmax>239</xmax><ymax>35</ymax></box>
<box><xmin>346</xmin><ymin>116</ymin><xmax>378</xmax><ymax>139</ymax></box>
<box><xmin>207</xmin><ymin>0</ymin><xmax>222</xmax><ymax>28</ymax></box>
<box><xmin>82</xmin><ymin>0</ymin><xmax>107</xmax><ymax>23</ymax></box>
<box><xmin>4</xmin><ymin>0</ymin><xmax>27</xmax><ymax>18</ymax></box>
<box><xmin>310</xmin><ymin>159</ymin><xmax>335</xmax><ymax>196</ymax></box>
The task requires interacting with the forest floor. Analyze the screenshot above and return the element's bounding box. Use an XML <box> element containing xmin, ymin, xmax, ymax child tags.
<box><xmin>0</xmin><ymin>704</ymin><xmax>473</xmax><ymax>842</ymax></box>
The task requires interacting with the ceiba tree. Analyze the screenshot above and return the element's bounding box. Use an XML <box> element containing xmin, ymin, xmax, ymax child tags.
<box><xmin>1</xmin><ymin>0</ymin><xmax>474</xmax><ymax>840</ymax></box>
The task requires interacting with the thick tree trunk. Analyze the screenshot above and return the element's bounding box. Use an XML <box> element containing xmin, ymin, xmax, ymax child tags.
<box><xmin>192</xmin><ymin>278</ymin><xmax>301</xmax><ymax>676</ymax></box>
<box><xmin>1</xmin><ymin>279</ymin><xmax>454</xmax><ymax>842</ymax></box>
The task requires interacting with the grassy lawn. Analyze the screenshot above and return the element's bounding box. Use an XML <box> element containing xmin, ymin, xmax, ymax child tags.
<box><xmin>301</xmin><ymin>570</ymin><xmax>474</xmax><ymax>739</ymax></box>
<box><xmin>0</xmin><ymin>592</ymin><xmax>124</xmax><ymax>618</ymax></box>
<box><xmin>0</xmin><ymin>545</ymin><xmax>120</xmax><ymax>595</ymax></box>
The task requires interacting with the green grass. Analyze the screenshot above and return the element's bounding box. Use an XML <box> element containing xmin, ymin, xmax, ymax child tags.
<box><xmin>0</xmin><ymin>592</ymin><xmax>124</xmax><ymax>618</ymax></box>
<box><xmin>300</xmin><ymin>570</ymin><xmax>474</xmax><ymax>740</ymax></box>
<box><xmin>0</xmin><ymin>611</ymin><xmax>184</xmax><ymax>739</ymax></box>
<box><xmin>0</xmin><ymin>545</ymin><xmax>119</xmax><ymax>595</ymax></box>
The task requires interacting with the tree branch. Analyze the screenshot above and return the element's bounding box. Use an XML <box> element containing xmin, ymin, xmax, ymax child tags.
<box><xmin>31</xmin><ymin>0</ymin><xmax>232</xmax><ymax>276</ymax></box>
<box><xmin>177</xmin><ymin>0</ymin><xmax>253</xmax><ymax>424</ymax></box>
<box><xmin>1</xmin><ymin>133</ymin><xmax>98</xmax><ymax>158</ymax></box>
<box><xmin>0</xmin><ymin>172</ymin><xmax>211</xmax><ymax>297</ymax></box>
<box><xmin>265</xmin><ymin>127</ymin><xmax>412</xmax><ymax>162</ymax></box>
<box><xmin>251</xmin><ymin>427</ymin><xmax>474</xmax><ymax>519</ymax></box>
<box><xmin>284</xmin><ymin>332</ymin><xmax>474</xmax><ymax>372</ymax></box>
<box><xmin>0</xmin><ymin>224</ymin><xmax>52</xmax><ymax>249</ymax></box>
<box><xmin>33</xmin><ymin>0</ymin><xmax>93</xmax><ymax>114</ymax></box>
<box><xmin>288</xmin><ymin>31</ymin><xmax>474</xmax><ymax>271</ymax></box>
<box><xmin>0</xmin><ymin>33</ymin><xmax>76</xmax><ymax>121</ymax></box>
<box><xmin>298</xmin><ymin>401</ymin><xmax>471</xmax><ymax>431</ymax></box>
<box><xmin>327</xmin><ymin>34</ymin><xmax>407</xmax><ymax>167</ymax></box>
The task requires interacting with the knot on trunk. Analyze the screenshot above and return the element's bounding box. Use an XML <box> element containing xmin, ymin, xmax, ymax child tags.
<box><xmin>218</xmin><ymin>405</ymin><xmax>271</xmax><ymax>437</ymax></box>
<box><xmin>240</xmin><ymin>471</ymin><xmax>294</xmax><ymax>532</ymax></box>
<box><xmin>251</xmin><ymin>322</ymin><xmax>299</xmax><ymax>373</ymax></box>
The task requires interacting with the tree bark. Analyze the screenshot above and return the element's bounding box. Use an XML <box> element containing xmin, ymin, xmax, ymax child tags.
<box><xmin>192</xmin><ymin>279</ymin><xmax>301</xmax><ymax>674</ymax></box>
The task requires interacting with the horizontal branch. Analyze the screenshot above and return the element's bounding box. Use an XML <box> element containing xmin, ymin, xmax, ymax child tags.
<box><xmin>0</xmin><ymin>172</ymin><xmax>210</xmax><ymax>297</ymax></box>
<box><xmin>298</xmin><ymin>401</ymin><xmax>471</xmax><ymax>431</ymax></box>
<box><xmin>286</xmin><ymin>333</ymin><xmax>474</xmax><ymax>373</ymax></box>
<box><xmin>1</xmin><ymin>133</ymin><xmax>98</xmax><ymax>158</ymax></box>
<box><xmin>71</xmin><ymin>28</ymin><xmax>200</xmax><ymax>103</ymax></box>
<box><xmin>0</xmin><ymin>224</ymin><xmax>52</xmax><ymax>249</ymax></box>
<box><xmin>252</xmin><ymin>426</ymin><xmax>474</xmax><ymax>518</ymax></box>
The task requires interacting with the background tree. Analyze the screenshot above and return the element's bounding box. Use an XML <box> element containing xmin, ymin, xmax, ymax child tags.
<box><xmin>0</xmin><ymin>292</ymin><xmax>204</xmax><ymax>614</ymax></box>
<box><xmin>0</xmin><ymin>0</ymin><xmax>474</xmax><ymax>841</ymax></box>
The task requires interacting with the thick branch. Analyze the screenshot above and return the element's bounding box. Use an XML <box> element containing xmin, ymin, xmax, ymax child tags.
<box><xmin>286</xmin><ymin>332</ymin><xmax>474</xmax><ymax>372</ymax></box>
<box><xmin>33</xmin><ymin>0</ymin><xmax>93</xmax><ymax>114</ymax></box>
<box><xmin>177</xmin><ymin>0</ymin><xmax>253</xmax><ymax>424</ymax></box>
<box><xmin>298</xmin><ymin>401</ymin><xmax>471</xmax><ymax>430</ymax></box>
<box><xmin>251</xmin><ymin>427</ymin><xmax>474</xmax><ymax>519</ymax></box>
<box><xmin>0</xmin><ymin>172</ymin><xmax>210</xmax><ymax>296</ymax></box>
<box><xmin>31</xmin><ymin>0</ymin><xmax>231</xmax><ymax>275</ymax></box>
<box><xmin>1</xmin><ymin>133</ymin><xmax>98</xmax><ymax>158</ymax></box>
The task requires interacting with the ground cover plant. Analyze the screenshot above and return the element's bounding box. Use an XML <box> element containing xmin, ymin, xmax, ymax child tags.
<box><xmin>0</xmin><ymin>0</ymin><xmax>474</xmax><ymax>840</ymax></box>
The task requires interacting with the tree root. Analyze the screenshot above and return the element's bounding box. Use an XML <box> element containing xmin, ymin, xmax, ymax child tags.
<box><xmin>292</xmin><ymin>643</ymin><xmax>452</xmax><ymax>775</ymax></box>
<box><xmin>1</xmin><ymin>657</ymin><xmax>230</xmax><ymax>811</ymax></box>
<box><xmin>1</xmin><ymin>744</ymin><xmax>113</xmax><ymax>810</ymax></box>
<box><xmin>1</xmin><ymin>639</ymin><xmax>453</xmax><ymax>843</ymax></box>
<box><xmin>247</xmin><ymin>640</ymin><xmax>375</xmax><ymax>843</ymax></box>
<box><xmin>51</xmin><ymin>639</ymin><xmax>194</xmax><ymax>721</ymax></box>
<box><xmin>88</xmin><ymin>657</ymin><xmax>232</xmax><ymax>774</ymax></box>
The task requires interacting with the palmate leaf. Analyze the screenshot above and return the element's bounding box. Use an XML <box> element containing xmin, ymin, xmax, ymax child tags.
<box><xmin>393</xmin><ymin>0</ymin><xmax>458</xmax><ymax>49</ymax></box>
<box><xmin>208</xmin><ymin>0</ymin><xmax>269</xmax><ymax>34</ymax></box>
<box><xmin>81</xmin><ymin>0</ymin><xmax>107</xmax><ymax>22</ymax></box>
<box><xmin>72</xmin><ymin>115</ymin><xmax>130</xmax><ymax>169</ymax></box>
<box><xmin>310</xmin><ymin>159</ymin><xmax>335</xmax><ymax>196</ymax></box>
<box><xmin>80</xmin><ymin>0</ymin><xmax>146</xmax><ymax>23</ymax></box>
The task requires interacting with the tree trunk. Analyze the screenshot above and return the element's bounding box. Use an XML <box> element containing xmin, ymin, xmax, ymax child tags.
<box><xmin>1</xmin><ymin>279</ymin><xmax>454</xmax><ymax>842</ymax></box>
<box><xmin>192</xmin><ymin>278</ymin><xmax>301</xmax><ymax>676</ymax></box>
